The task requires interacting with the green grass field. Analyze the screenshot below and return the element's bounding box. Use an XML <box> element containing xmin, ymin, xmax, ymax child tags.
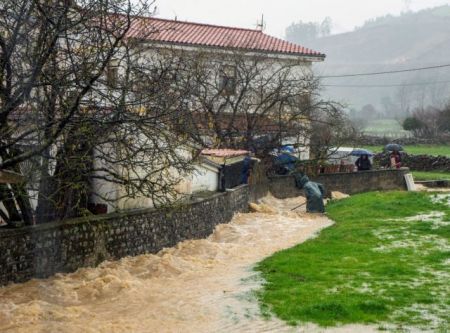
<box><xmin>362</xmin><ymin>144</ymin><xmax>450</xmax><ymax>157</ymax></box>
<box><xmin>256</xmin><ymin>192</ymin><xmax>450</xmax><ymax>331</ymax></box>
<box><xmin>412</xmin><ymin>171</ymin><xmax>450</xmax><ymax>181</ymax></box>
<box><xmin>363</xmin><ymin>119</ymin><xmax>406</xmax><ymax>134</ymax></box>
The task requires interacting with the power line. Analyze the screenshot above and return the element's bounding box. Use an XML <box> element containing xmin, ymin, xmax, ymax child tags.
<box><xmin>323</xmin><ymin>79</ymin><xmax>450</xmax><ymax>88</ymax></box>
<box><xmin>318</xmin><ymin>63</ymin><xmax>450</xmax><ymax>79</ymax></box>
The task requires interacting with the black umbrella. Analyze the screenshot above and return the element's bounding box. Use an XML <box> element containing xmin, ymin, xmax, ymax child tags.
<box><xmin>350</xmin><ymin>149</ymin><xmax>374</xmax><ymax>156</ymax></box>
<box><xmin>384</xmin><ymin>143</ymin><xmax>404</xmax><ymax>152</ymax></box>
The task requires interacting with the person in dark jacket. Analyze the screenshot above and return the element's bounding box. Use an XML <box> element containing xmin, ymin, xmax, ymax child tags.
<box><xmin>241</xmin><ymin>155</ymin><xmax>252</xmax><ymax>184</ymax></box>
<box><xmin>355</xmin><ymin>154</ymin><xmax>372</xmax><ymax>171</ymax></box>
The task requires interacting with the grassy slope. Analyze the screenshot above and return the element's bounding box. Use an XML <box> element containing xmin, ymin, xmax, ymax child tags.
<box><xmin>364</xmin><ymin>119</ymin><xmax>407</xmax><ymax>134</ymax></box>
<box><xmin>364</xmin><ymin>145</ymin><xmax>450</xmax><ymax>157</ymax></box>
<box><xmin>256</xmin><ymin>192</ymin><xmax>450</xmax><ymax>330</ymax></box>
<box><xmin>306</xmin><ymin>6</ymin><xmax>450</xmax><ymax>109</ymax></box>
<box><xmin>413</xmin><ymin>171</ymin><xmax>450</xmax><ymax>181</ymax></box>
<box><xmin>362</xmin><ymin>144</ymin><xmax>450</xmax><ymax>157</ymax></box>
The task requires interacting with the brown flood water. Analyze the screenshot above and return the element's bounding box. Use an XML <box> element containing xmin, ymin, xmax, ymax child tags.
<box><xmin>0</xmin><ymin>195</ymin><xmax>378</xmax><ymax>333</ymax></box>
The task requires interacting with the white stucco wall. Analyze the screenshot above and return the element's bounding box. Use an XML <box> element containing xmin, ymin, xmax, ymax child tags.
<box><xmin>90</xmin><ymin>136</ymin><xmax>195</xmax><ymax>212</ymax></box>
<box><xmin>191</xmin><ymin>163</ymin><xmax>220</xmax><ymax>192</ymax></box>
<box><xmin>90</xmin><ymin>144</ymin><xmax>119</xmax><ymax>213</ymax></box>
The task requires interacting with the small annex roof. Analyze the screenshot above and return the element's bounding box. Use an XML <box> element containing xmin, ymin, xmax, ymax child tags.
<box><xmin>126</xmin><ymin>17</ymin><xmax>325</xmax><ymax>58</ymax></box>
<box><xmin>201</xmin><ymin>149</ymin><xmax>249</xmax><ymax>158</ymax></box>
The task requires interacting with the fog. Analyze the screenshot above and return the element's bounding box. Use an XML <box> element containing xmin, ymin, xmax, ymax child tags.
<box><xmin>156</xmin><ymin>1</ymin><xmax>450</xmax><ymax>116</ymax></box>
<box><xmin>156</xmin><ymin>0</ymin><xmax>450</xmax><ymax>37</ymax></box>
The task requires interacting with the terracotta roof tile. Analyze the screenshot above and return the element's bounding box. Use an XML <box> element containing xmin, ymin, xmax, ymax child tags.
<box><xmin>127</xmin><ymin>17</ymin><xmax>325</xmax><ymax>58</ymax></box>
<box><xmin>201</xmin><ymin>149</ymin><xmax>249</xmax><ymax>158</ymax></box>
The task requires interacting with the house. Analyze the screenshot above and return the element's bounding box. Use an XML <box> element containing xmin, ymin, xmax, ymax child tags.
<box><xmin>1</xmin><ymin>15</ymin><xmax>326</xmax><ymax>222</ymax></box>
<box><xmin>88</xmin><ymin>17</ymin><xmax>325</xmax><ymax>212</ymax></box>
<box><xmin>106</xmin><ymin>17</ymin><xmax>325</xmax><ymax>152</ymax></box>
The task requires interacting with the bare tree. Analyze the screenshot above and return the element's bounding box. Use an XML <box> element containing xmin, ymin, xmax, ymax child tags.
<box><xmin>0</xmin><ymin>0</ymin><xmax>153</xmax><ymax>168</ymax></box>
<box><xmin>175</xmin><ymin>48</ymin><xmax>354</xmax><ymax>163</ymax></box>
<box><xmin>395</xmin><ymin>84</ymin><xmax>413</xmax><ymax>118</ymax></box>
<box><xmin>405</xmin><ymin>104</ymin><xmax>450</xmax><ymax>139</ymax></box>
<box><xmin>309</xmin><ymin>102</ymin><xmax>358</xmax><ymax>162</ymax></box>
<box><xmin>0</xmin><ymin>1</ymin><xmax>199</xmax><ymax>225</ymax></box>
<box><xmin>169</xmin><ymin>50</ymin><xmax>323</xmax><ymax>155</ymax></box>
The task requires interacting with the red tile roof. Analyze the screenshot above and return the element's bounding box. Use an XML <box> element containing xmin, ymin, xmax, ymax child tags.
<box><xmin>201</xmin><ymin>149</ymin><xmax>249</xmax><ymax>158</ymax></box>
<box><xmin>126</xmin><ymin>17</ymin><xmax>325</xmax><ymax>58</ymax></box>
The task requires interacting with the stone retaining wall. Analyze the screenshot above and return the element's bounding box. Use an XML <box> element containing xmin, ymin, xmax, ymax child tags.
<box><xmin>0</xmin><ymin>186</ymin><xmax>250</xmax><ymax>286</ymax></box>
<box><xmin>269</xmin><ymin>169</ymin><xmax>410</xmax><ymax>199</ymax></box>
<box><xmin>374</xmin><ymin>153</ymin><xmax>450</xmax><ymax>172</ymax></box>
<box><xmin>359</xmin><ymin>135</ymin><xmax>449</xmax><ymax>146</ymax></box>
<box><xmin>0</xmin><ymin>168</ymin><xmax>411</xmax><ymax>286</ymax></box>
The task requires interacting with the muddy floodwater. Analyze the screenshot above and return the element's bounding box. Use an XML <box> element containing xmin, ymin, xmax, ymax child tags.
<box><xmin>0</xmin><ymin>195</ymin><xmax>377</xmax><ymax>333</ymax></box>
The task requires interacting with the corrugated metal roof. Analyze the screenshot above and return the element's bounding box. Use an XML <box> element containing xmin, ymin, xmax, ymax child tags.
<box><xmin>126</xmin><ymin>17</ymin><xmax>325</xmax><ymax>58</ymax></box>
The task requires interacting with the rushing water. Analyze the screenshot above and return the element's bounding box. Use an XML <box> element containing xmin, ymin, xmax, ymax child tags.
<box><xmin>0</xmin><ymin>195</ymin><xmax>377</xmax><ymax>333</ymax></box>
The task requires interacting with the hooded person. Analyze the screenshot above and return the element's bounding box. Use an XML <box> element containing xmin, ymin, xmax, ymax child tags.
<box><xmin>294</xmin><ymin>173</ymin><xmax>325</xmax><ymax>213</ymax></box>
<box><xmin>355</xmin><ymin>154</ymin><xmax>372</xmax><ymax>171</ymax></box>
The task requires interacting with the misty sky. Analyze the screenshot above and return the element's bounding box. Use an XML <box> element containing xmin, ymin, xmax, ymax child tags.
<box><xmin>156</xmin><ymin>0</ymin><xmax>450</xmax><ymax>38</ymax></box>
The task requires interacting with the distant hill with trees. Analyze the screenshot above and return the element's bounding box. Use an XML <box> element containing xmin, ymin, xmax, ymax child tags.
<box><xmin>287</xmin><ymin>6</ymin><xmax>450</xmax><ymax>117</ymax></box>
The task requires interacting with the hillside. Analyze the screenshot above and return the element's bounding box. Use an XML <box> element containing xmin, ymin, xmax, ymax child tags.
<box><xmin>294</xmin><ymin>6</ymin><xmax>450</xmax><ymax>112</ymax></box>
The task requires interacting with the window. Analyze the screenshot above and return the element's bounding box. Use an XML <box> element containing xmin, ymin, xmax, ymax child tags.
<box><xmin>66</xmin><ymin>89</ymin><xmax>78</xmax><ymax>103</ymax></box>
<box><xmin>219</xmin><ymin>65</ymin><xmax>236</xmax><ymax>96</ymax></box>
<box><xmin>132</xmin><ymin>69</ymin><xmax>148</xmax><ymax>93</ymax></box>
<box><xmin>106</xmin><ymin>62</ymin><xmax>119</xmax><ymax>88</ymax></box>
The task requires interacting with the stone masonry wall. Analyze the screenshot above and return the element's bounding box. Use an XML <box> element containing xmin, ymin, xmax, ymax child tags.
<box><xmin>0</xmin><ymin>186</ymin><xmax>250</xmax><ymax>286</ymax></box>
<box><xmin>375</xmin><ymin>153</ymin><xmax>450</xmax><ymax>172</ymax></box>
<box><xmin>359</xmin><ymin>135</ymin><xmax>449</xmax><ymax>146</ymax></box>
<box><xmin>0</xmin><ymin>169</ymin><xmax>410</xmax><ymax>286</ymax></box>
<box><xmin>269</xmin><ymin>169</ymin><xmax>409</xmax><ymax>199</ymax></box>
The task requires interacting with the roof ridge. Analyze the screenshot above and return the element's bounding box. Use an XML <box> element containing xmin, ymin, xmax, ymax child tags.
<box><xmin>142</xmin><ymin>16</ymin><xmax>262</xmax><ymax>33</ymax></box>
<box><xmin>126</xmin><ymin>14</ymin><xmax>325</xmax><ymax>57</ymax></box>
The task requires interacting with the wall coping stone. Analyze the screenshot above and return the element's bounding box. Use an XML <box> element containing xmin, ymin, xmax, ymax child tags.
<box><xmin>267</xmin><ymin>168</ymin><xmax>409</xmax><ymax>199</ymax></box>
<box><xmin>268</xmin><ymin>168</ymin><xmax>410</xmax><ymax>180</ymax></box>
<box><xmin>0</xmin><ymin>185</ymin><xmax>249</xmax><ymax>237</ymax></box>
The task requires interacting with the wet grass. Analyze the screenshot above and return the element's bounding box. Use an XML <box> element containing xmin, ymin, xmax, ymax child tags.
<box><xmin>255</xmin><ymin>192</ymin><xmax>450</xmax><ymax>330</ymax></box>
<box><xmin>412</xmin><ymin>171</ymin><xmax>450</xmax><ymax>181</ymax></box>
<box><xmin>363</xmin><ymin>144</ymin><xmax>450</xmax><ymax>157</ymax></box>
<box><xmin>364</xmin><ymin>119</ymin><xmax>407</xmax><ymax>134</ymax></box>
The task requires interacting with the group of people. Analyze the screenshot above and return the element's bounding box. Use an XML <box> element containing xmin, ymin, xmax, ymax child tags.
<box><xmin>354</xmin><ymin>150</ymin><xmax>402</xmax><ymax>172</ymax></box>
<box><xmin>289</xmin><ymin>147</ymin><xmax>405</xmax><ymax>214</ymax></box>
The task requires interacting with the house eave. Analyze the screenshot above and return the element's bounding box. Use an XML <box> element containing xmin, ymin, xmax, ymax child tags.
<box><xmin>131</xmin><ymin>39</ymin><xmax>326</xmax><ymax>62</ymax></box>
